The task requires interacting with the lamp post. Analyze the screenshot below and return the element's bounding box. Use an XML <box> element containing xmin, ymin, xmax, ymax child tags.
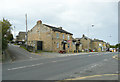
<box><xmin>88</xmin><ymin>24</ymin><xmax>94</xmax><ymax>52</ymax></box>
<box><xmin>108</xmin><ymin>34</ymin><xmax>112</xmax><ymax>51</ymax></box>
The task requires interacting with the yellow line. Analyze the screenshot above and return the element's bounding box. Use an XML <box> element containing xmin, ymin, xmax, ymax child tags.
<box><xmin>65</xmin><ymin>74</ymin><xmax>119</xmax><ymax>80</ymax></box>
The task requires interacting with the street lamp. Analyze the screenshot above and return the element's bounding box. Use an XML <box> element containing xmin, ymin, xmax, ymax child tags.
<box><xmin>88</xmin><ymin>24</ymin><xmax>94</xmax><ymax>52</ymax></box>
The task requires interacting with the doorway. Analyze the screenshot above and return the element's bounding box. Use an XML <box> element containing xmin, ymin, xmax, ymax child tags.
<box><xmin>37</xmin><ymin>41</ymin><xmax>43</xmax><ymax>50</ymax></box>
<box><xmin>76</xmin><ymin>44</ymin><xmax>79</xmax><ymax>50</ymax></box>
<box><xmin>63</xmin><ymin>43</ymin><xmax>66</xmax><ymax>50</ymax></box>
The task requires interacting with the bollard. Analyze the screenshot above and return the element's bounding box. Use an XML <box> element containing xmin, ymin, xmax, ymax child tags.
<box><xmin>77</xmin><ymin>50</ymin><xmax>78</xmax><ymax>53</ymax></box>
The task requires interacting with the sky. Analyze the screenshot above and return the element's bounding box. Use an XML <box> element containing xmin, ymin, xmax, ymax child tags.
<box><xmin>0</xmin><ymin>0</ymin><xmax>119</xmax><ymax>45</ymax></box>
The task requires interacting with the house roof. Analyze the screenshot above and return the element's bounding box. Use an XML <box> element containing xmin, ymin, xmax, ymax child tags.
<box><xmin>76</xmin><ymin>34</ymin><xmax>92</xmax><ymax>40</ymax></box>
<box><xmin>43</xmin><ymin>24</ymin><xmax>73</xmax><ymax>35</ymax></box>
<box><xmin>92</xmin><ymin>39</ymin><xmax>105</xmax><ymax>42</ymax></box>
<box><xmin>16</xmin><ymin>32</ymin><xmax>26</xmax><ymax>37</ymax></box>
<box><xmin>19</xmin><ymin>32</ymin><xmax>26</xmax><ymax>34</ymax></box>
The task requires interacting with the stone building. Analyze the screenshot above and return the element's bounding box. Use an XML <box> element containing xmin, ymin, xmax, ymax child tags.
<box><xmin>76</xmin><ymin>34</ymin><xmax>108</xmax><ymax>52</ymax></box>
<box><xmin>79</xmin><ymin>34</ymin><xmax>92</xmax><ymax>51</ymax></box>
<box><xmin>72</xmin><ymin>38</ymin><xmax>82</xmax><ymax>52</ymax></box>
<box><xmin>91</xmin><ymin>39</ymin><xmax>107</xmax><ymax>52</ymax></box>
<box><xmin>16</xmin><ymin>32</ymin><xmax>26</xmax><ymax>44</ymax></box>
<box><xmin>27</xmin><ymin>20</ymin><xmax>73</xmax><ymax>52</ymax></box>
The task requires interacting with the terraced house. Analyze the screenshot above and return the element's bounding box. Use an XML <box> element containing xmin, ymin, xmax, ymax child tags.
<box><xmin>73</xmin><ymin>34</ymin><xmax>109</xmax><ymax>52</ymax></box>
<box><xmin>27</xmin><ymin>20</ymin><xmax>73</xmax><ymax>52</ymax></box>
<box><xmin>16</xmin><ymin>32</ymin><xmax>26</xmax><ymax>44</ymax></box>
<box><xmin>91</xmin><ymin>39</ymin><xmax>107</xmax><ymax>52</ymax></box>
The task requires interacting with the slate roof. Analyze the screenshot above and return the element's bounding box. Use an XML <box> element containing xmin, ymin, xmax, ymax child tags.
<box><xmin>75</xmin><ymin>35</ymin><xmax>92</xmax><ymax>41</ymax></box>
<box><xmin>43</xmin><ymin>24</ymin><xmax>73</xmax><ymax>35</ymax></box>
<box><xmin>92</xmin><ymin>39</ymin><xmax>104</xmax><ymax>42</ymax></box>
<box><xmin>19</xmin><ymin>32</ymin><xmax>26</xmax><ymax>34</ymax></box>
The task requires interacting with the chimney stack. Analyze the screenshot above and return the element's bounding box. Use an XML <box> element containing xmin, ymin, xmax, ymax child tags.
<box><xmin>58</xmin><ymin>27</ymin><xmax>62</xmax><ymax>29</ymax></box>
<box><xmin>37</xmin><ymin>20</ymin><xmax>42</xmax><ymax>24</ymax></box>
<box><xmin>83</xmin><ymin>34</ymin><xmax>85</xmax><ymax>37</ymax></box>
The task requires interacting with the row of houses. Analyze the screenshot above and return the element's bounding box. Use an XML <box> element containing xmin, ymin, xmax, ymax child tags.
<box><xmin>16</xmin><ymin>20</ymin><xmax>110</xmax><ymax>52</ymax></box>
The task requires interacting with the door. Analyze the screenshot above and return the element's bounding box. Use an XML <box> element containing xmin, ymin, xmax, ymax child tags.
<box><xmin>63</xmin><ymin>43</ymin><xmax>66</xmax><ymax>50</ymax></box>
<box><xmin>76</xmin><ymin>44</ymin><xmax>79</xmax><ymax>50</ymax></box>
<box><xmin>37</xmin><ymin>41</ymin><xmax>43</xmax><ymax>50</ymax></box>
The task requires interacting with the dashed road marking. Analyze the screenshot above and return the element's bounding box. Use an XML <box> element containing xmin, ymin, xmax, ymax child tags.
<box><xmin>52</xmin><ymin>61</ymin><xmax>57</xmax><ymax>62</ymax></box>
<box><xmin>104</xmin><ymin>59</ymin><xmax>108</xmax><ymax>61</ymax></box>
<box><xmin>8</xmin><ymin>63</ymin><xmax>43</xmax><ymax>70</ymax></box>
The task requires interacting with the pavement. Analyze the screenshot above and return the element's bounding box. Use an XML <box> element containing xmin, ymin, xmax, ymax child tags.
<box><xmin>2</xmin><ymin>44</ymin><xmax>119</xmax><ymax>80</ymax></box>
<box><xmin>4</xmin><ymin>44</ymin><xmax>100</xmax><ymax>63</ymax></box>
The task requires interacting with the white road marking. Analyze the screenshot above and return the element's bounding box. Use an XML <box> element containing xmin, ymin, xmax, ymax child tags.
<box><xmin>104</xmin><ymin>59</ymin><xmax>108</xmax><ymax>61</ymax></box>
<box><xmin>52</xmin><ymin>61</ymin><xmax>57</xmax><ymax>62</ymax></box>
<box><xmin>8</xmin><ymin>63</ymin><xmax>43</xmax><ymax>70</ymax></box>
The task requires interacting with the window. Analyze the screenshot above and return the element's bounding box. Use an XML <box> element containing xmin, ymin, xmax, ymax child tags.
<box><xmin>63</xmin><ymin>34</ymin><xmax>64</xmax><ymax>39</ymax></box>
<box><xmin>67</xmin><ymin>35</ymin><xmax>70</xmax><ymax>40</ymax></box>
<box><xmin>33</xmin><ymin>41</ymin><xmax>35</xmax><ymax>46</ymax></box>
<box><xmin>72</xmin><ymin>42</ymin><xmax>75</xmax><ymax>45</ymax></box>
<box><xmin>57</xmin><ymin>42</ymin><xmax>59</xmax><ymax>48</ymax></box>
<box><xmin>56</xmin><ymin>33</ymin><xmax>59</xmax><ymax>39</ymax></box>
<box><xmin>68</xmin><ymin>43</ymin><xmax>70</xmax><ymax>48</ymax></box>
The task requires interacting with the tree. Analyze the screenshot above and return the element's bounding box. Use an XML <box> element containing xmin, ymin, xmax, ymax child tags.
<box><xmin>0</xmin><ymin>18</ymin><xmax>13</xmax><ymax>51</ymax></box>
<box><xmin>110</xmin><ymin>45</ymin><xmax>116</xmax><ymax>48</ymax></box>
<box><xmin>6</xmin><ymin>32</ymin><xmax>13</xmax><ymax>41</ymax></box>
<box><xmin>115</xmin><ymin>43</ymin><xmax>120</xmax><ymax>48</ymax></box>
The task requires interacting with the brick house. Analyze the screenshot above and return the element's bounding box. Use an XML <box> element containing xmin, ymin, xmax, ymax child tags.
<box><xmin>27</xmin><ymin>20</ymin><xmax>73</xmax><ymax>52</ymax></box>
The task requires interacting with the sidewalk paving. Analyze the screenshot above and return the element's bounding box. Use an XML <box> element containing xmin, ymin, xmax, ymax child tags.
<box><xmin>31</xmin><ymin>51</ymin><xmax>115</xmax><ymax>59</ymax></box>
<box><xmin>33</xmin><ymin>52</ymin><xmax>99</xmax><ymax>58</ymax></box>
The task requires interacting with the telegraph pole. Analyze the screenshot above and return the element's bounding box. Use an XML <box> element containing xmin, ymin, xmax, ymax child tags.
<box><xmin>25</xmin><ymin>14</ymin><xmax>28</xmax><ymax>49</ymax></box>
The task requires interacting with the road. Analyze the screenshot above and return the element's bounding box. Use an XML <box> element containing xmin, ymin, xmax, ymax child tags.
<box><xmin>2</xmin><ymin>44</ymin><xmax>119</xmax><ymax>80</ymax></box>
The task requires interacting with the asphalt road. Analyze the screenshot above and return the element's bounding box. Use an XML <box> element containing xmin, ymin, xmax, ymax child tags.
<box><xmin>2</xmin><ymin>44</ymin><xmax>119</xmax><ymax>80</ymax></box>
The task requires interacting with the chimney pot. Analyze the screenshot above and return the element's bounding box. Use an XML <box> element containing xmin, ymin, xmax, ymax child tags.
<box><xmin>83</xmin><ymin>34</ymin><xmax>85</xmax><ymax>37</ymax></box>
<box><xmin>58</xmin><ymin>27</ymin><xmax>62</xmax><ymax>29</ymax></box>
<box><xmin>37</xmin><ymin>20</ymin><xmax>42</xmax><ymax>24</ymax></box>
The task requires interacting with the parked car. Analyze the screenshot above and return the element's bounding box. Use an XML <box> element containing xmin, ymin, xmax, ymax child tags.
<box><xmin>59</xmin><ymin>50</ymin><xmax>66</xmax><ymax>54</ymax></box>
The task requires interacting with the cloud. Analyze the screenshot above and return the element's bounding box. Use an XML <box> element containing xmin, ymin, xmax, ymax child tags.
<box><xmin>0</xmin><ymin>0</ymin><xmax>118</xmax><ymax>45</ymax></box>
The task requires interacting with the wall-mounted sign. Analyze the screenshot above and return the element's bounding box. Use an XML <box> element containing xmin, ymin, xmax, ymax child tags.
<box><xmin>99</xmin><ymin>43</ymin><xmax>102</xmax><ymax>47</ymax></box>
<box><xmin>67</xmin><ymin>40</ymin><xmax>71</xmax><ymax>43</ymax></box>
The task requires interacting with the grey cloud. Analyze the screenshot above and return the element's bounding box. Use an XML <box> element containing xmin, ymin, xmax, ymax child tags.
<box><xmin>0</xmin><ymin>0</ymin><xmax>118</xmax><ymax>45</ymax></box>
